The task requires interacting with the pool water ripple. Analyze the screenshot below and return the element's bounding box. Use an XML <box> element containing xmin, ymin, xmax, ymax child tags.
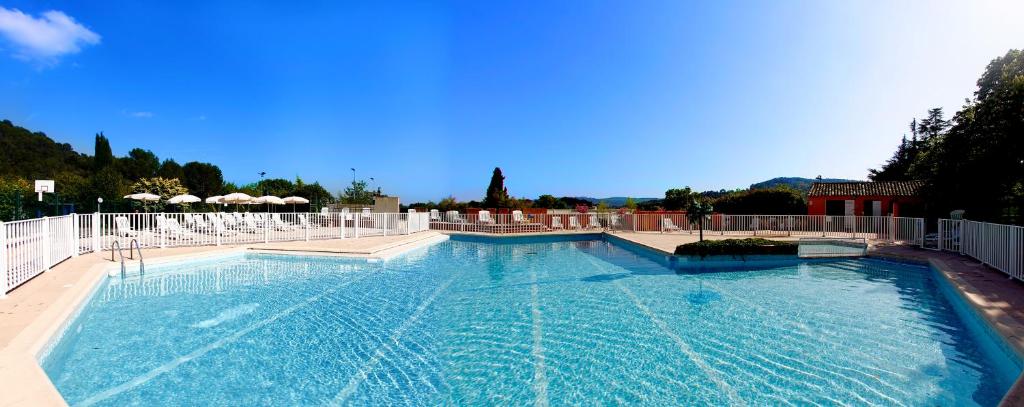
<box><xmin>42</xmin><ymin>238</ymin><xmax>1021</xmax><ymax>406</ymax></box>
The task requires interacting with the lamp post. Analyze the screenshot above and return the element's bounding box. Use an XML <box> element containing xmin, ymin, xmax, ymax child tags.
<box><xmin>350</xmin><ymin>168</ymin><xmax>356</xmax><ymax>184</ymax></box>
<box><xmin>97</xmin><ymin>197</ymin><xmax>103</xmax><ymax>214</ymax></box>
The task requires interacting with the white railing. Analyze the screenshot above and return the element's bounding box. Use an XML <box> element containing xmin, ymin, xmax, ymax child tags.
<box><xmin>939</xmin><ymin>219</ymin><xmax>1023</xmax><ymax>280</ymax></box>
<box><xmin>2</xmin><ymin>215</ymin><xmax>77</xmax><ymax>296</ymax></box>
<box><xmin>90</xmin><ymin>212</ymin><xmax>430</xmax><ymax>251</ymax></box>
<box><xmin>427</xmin><ymin>212</ymin><xmax>925</xmax><ymax>244</ymax></box>
<box><xmin>1</xmin><ymin>211</ymin><xmax>433</xmax><ymax>296</ymax></box>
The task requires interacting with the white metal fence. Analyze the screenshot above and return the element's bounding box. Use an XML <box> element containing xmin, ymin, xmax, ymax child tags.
<box><xmin>2</xmin><ymin>215</ymin><xmax>78</xmax><ymax>296</ymax></box>
<box><xmin>1</xmin><ymin>211</ymin><xmax>432</xmax><ymax>296</ymax></box>
<box><xmin>428</xmin><ymin>212</ymin><xmax>925</xmax><ymax>244</ymax></box>
<box><xmin>938</xmin><ymin>219</ymin><xmax>1024</xmax><ymax>280</ymax></box>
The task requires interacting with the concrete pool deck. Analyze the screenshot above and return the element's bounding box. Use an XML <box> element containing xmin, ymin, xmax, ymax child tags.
<box><xmin>1</xmin><ymin>230</ymin><xmax>1023</xmax><ymax>405</ymax></box>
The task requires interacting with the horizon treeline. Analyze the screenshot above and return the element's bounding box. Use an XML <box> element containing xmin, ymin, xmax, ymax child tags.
<box><xmin>0</xmin><ymin>121</ymin><xmax>342</xmax><ymax>220</ymax></box>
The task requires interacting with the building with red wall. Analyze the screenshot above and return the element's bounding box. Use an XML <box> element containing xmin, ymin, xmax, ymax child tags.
<box><xmin>807</xmin><ymin>181</ymin><xmax>925</xmax><ymax>217</ymax></box>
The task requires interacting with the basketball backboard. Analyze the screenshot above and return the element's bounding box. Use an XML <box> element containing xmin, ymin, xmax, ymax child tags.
<box><xmin>35</xmin><ymin>180</ymin><xmax>55</xmax><ymax>201</ymax></box>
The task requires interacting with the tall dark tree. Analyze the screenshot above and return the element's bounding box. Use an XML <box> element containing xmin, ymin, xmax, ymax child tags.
<box><xmin>157</xmin><ymin>159</ymin><xmax>184</xmax><ymax>180</ymax></box>
<box><xmin>182</xmin><ymin>161</ymin><xmax>224</xmax><ymax>198</ymax></box>
<box><xmin>483</xmin><ymin>167</ymin><xmax>509</xmax><ymax>208</ymax></box>
<box><xmin>119</xmin><ymin>148</ymin><xmax>160</xmax><ymax>180</ymax></box>
<box><xmin>93</xmin><ymin>132</ymin><xmax>114</xmax><ymax>172</ymax></box>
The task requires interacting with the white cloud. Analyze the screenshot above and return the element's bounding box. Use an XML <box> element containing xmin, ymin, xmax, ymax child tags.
<box><xmin>122</xmin><ymin>109</ymin><xmax>153</xmax><ymax>118</ymax></box>
<box><xmin>0</xmin><ymin>7</ymin><xmax>100</xmax><ymax>63</ymax></box>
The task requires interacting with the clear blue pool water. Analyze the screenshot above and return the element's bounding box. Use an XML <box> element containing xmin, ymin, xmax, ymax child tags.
<box><xmin>43</xmin><ymin>236</ymin><xmax>1021</xmax><ymax>406</ymax></box>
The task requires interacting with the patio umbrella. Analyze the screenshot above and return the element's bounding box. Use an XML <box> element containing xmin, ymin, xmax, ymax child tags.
<box><xmin>168</xmin><ymin>194</ymin><xmax>201</xmax><ymax>204</ymax></box>
<box><xmin>123</xmin><ymin>193</ymin><xmax>160</xmax><ymax>201</ymax></box>
<box><xmin>123</xmin><ymin>193</ymin><xmax>160</xmax><ymax>213</ymax></box>
<box><xmin>221</xmin><ymin>192</ymin><xmax>253</xmax><ymax>211</ymax></box>
<box><xmin>254</xmin><ymin>195</ymin><xmax>285</xmax><ymax>212</ymax></box>
<box><xmin>205</xmin><ymin>195</ymin><xmax>224</xmax><ymax>212</ymax></box>
<box><xmin>282</xmin><ymin>196</ymin><xmax>309</xmax><ymax>212</ymax></box>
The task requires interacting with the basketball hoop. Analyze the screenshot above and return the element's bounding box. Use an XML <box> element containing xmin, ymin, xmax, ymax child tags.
<box><xmin>35</xmin><ymin>180</ymin><xmax>55</xmax><ymax>202</ymax></box>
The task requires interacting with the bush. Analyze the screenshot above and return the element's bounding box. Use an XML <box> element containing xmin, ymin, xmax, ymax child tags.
<box><xmin>674</xmin><ymin>238</ymin><xmax>797</xmax><ymax>258</ymax></box>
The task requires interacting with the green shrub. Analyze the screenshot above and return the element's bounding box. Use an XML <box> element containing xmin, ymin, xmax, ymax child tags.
<box><xmin>674</xmin><ymin>238</ymin><xmax>797</xmax><ymax>258</ymax></box>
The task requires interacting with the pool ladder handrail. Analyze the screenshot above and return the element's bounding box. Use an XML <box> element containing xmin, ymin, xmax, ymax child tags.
<box><xmin>110</xmin><ymin>239</ymin><xmax>144</xmax><ymax>277</ymax></box>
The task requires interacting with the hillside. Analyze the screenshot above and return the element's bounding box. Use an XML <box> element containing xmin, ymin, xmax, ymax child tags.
<box><xmin>575</xmin><ymin>197</ymin><xmax>659</xmax><ymax>206</ymax></box>
<box><xmin>749</xmin><ymin>177</ymin><xmax>859</xmax><ymax>193</ymax></box>
<box><xmin>0</xmin><ymin>120</ymin><xmax>92</xmax><ymax>180</ymax></box>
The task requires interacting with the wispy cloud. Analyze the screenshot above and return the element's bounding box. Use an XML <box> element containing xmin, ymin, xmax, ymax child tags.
<box><xmin>0</xmin><ymin>7</ymin><xmax>100</xmax><ymax>64</ymax></box>
<box><xmin>122</xmin><ymin>110</ymin><xmax>153</xmax><ymax>118</ymax></box>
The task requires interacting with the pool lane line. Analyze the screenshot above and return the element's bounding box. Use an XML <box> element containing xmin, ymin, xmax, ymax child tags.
<box><xmin>331</xmin><ymin>275</ymin><xmax>456</xmax><ymax>404</ymax></box>
<box><xmin>578</xmin><ymin>256</ymin><xmax>745</xmax><ymax>406</ymax></box>
<box><xmin>74</xmin><ymin>272</ymin><xmax>376</xmax><ymax>407</ymax></box>
<box><xmin>530</xmin><ymin>264</ymin><xmax>550</xmax><ymax>407</ymax></box>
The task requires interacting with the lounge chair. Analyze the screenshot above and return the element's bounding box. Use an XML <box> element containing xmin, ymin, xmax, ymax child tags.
<box><xmin>241</xmin><ymin>213</ymin><xmax>263</xmax><ymax>232</ymax></box>
<box><xmin>588</xmin><ymin>214</ymin><xmax>603</xmax><ymax>229</ymax></box>
<box><xmin>164</xmin><ymin>219</ymin><xmax>195</xmax><ymax>241</ymax></box>
<box><xmin>512</xmin><ymin>210</ymin><xmax>526</xmax><ymax>224</ymax></box>
<box><xmin>272</xmin><ymin>213</ymin><xmax>294</xmax><ymax>231</ymax></box>
<box><xmin>478</xmin><ymin>210</ymin><xmax>496</xmax><ymax>224</ymax></box>
<box><xmin>551</xmin><ymin>216</ymin><xmax>564</xmax><ymax>230</ymax></box>
<box><xmin>568</xmin><ymin>216</ymin><xmax>581</xmax><ymax>230</ymax></box>
<box><xmin>662</xmin><ymin>218</ymin><xmax>682</xmax><ymax>232</ymax></box>
<box><xmin>209</xmin><ymin>216</ymin><xmax>238</xmax><ymax>236</ymax></box>
<box><xmin>445</xmin><ymin>211</ymin><xmax>466</xmax><ymax>223</ymax></box>
<box><xmin>114</xmin><ymin>216</ymin><xmax>138</xmax><ymax>237</ymax></box>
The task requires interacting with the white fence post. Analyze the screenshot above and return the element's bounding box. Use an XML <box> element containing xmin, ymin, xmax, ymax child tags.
<box><xmin>339</xmin><ymin>214</ymin><xmax>346</xmax><ymax>239</ymax></box>
<box><xmin>92</xmin><ymin>213</ymin><xmax>100</xmax><ymax>253</ymax></box>
<box><xmin>1</xmin><ymin>221</ymin><xmax>7</xmax><ymax>298</ymax></box>
<box><xmin>71</xmin><ymin>214</ymin><xmax>79</xmax><ymax>257</ymax></box>
<box><xmin>42</xmin><ymin>217</ymin><xmax>51</xmax><ymax>271</ymax></box>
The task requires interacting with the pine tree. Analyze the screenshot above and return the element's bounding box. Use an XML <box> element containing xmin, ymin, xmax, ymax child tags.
<box><xmin>94</xmin><ymin>133</ymin><xmax>114</xmax><ymax>171</ymax></box>
<box><xmin>483</xmin><ymin>167</ymin><xmax>509</xmax><ymax>208</ymax></box>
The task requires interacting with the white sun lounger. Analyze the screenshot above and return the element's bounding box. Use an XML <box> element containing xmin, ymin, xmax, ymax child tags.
<box><xmin>662</xmin><ymin>218</ymin><xmax>682</xmax><ymax>232</ymax></box>
<box><xmin>568</xmin><ymin>216</ymin><xmax>581</xmax><ymax>230</ymax></box>
<box><xmin>551</xmin><ymin>217</ymin><xmax>564</xmax><ymax>230</ymax></box>
<box><xmin>478</xmin><ymin>210</ymin><xmax>496</xmax><ymax>224</ymax></box>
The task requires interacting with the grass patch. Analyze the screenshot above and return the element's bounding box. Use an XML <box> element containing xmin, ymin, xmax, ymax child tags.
<box><xmin>674</xmin><ymin>238</ymin><xmax>797</xmax><ymax>258</ymax></box>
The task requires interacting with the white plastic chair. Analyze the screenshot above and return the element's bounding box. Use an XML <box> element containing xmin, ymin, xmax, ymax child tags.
<box><xmin>588</xmin><ymin>214</ymin><xmax>602</xmax><ymax>229</ymax></box>
<box><xmin>114</xmin><ymin>216</ymin><xmax>137</xmax><ymax>237</ymax></box>
<box><xmin>512</xmin><ymin>210</ymin><xmax>525</xmax><ymax>224</ymax></box>
<box><xmin>478</xmin><ymin>210</ymin><xmax>495</xmax><ymax>224</ymax></box>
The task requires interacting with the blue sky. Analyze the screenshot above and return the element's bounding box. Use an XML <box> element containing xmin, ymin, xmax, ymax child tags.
<box><xmin>1</xmin><ymin>1</ymin><xmax>1022</xmax><ymax>202</ymax></box>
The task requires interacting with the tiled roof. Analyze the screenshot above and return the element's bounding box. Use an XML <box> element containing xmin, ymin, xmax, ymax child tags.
<box><xmin>808</xmin><ymin>180</ymin><xmax>924</xmax><ymax>197</ymax></box>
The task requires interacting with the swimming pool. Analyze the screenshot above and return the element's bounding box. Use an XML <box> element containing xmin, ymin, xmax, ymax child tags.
<box><xmin>42</xmin><ymin>236</ymin><xmax>1021</xmax><ymax>405</ymax></box>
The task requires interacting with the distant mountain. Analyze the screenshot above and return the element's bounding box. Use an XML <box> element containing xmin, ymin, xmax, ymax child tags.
<box><xmin>574</xmin><ymin>196</ymin><xmax>659</xmax><ymax>207</ymax></box>
<box><xmin>749</xmin><ymin>177</ymin><xmax>860</xmax><ymax>193</ymax></box>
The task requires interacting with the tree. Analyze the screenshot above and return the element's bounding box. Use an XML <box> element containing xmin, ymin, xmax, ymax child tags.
<box><xmin>340</xmin><ymin>180</ymin><xmax>374</xmax><ymax>204</ymax></box>
<box><xmin>535</xmin><ymin>194</ymin><xmax>565</xmax><ymax>209</ymax></box>
<box><xmin>0</xmin><ymin>176</ymin><xmax>31</xmax><ymax>221</ymax></box>
<box><xmin>686</xmin><ymin>198</ymin><xmax>714</xmax><ymax>242</ymax></box>
<box><xmin>119</xmin><ymin>148</ymin><xmax>160</xmax><ymax>181</ymax></box>
<box><xmin>256</xmin><ymin>178</ymin><xmax>295</xmax><ymax>197</ymax></box>
<box><xmin>712</xmin><ymin>187</ymin><xmax>806</xmax><ymax>214</ymax></box>
<box><xmin>483</xmin><ymin>167</ymin><xmax>510</xmax><ymax>208</ymax></box>
<box><xmin>93</xmin><ymin>132</ymin><xmax>114</xmax><ymax>172</ymax></box>
<box><xmin>90</xmin><ymin>167</ymin><xmax>127</xmax><ymax>209</ymax></box>
<box><xmin>129</xmin><ymin>177</ymin><xmax>189</xmax><ymax>212</ymax></box>
<box><xmin>596</xmin><ymin>200</ymin><xmax>609</xmax><ymax>212</ymax></box>
<box><xmin>663</xmin><ymin>187</ymin><xmax>695</xmax><ymax>210</ymax></box>
<box><xmin>624</xmin><ymin>197</ymin><xmax>637</xmax><ymax>210</ymax></box>
<box><xmin>182</xmin><ymin>162</ymin><xmax>224</xmax><ymax>198</ymax></box>
<box><xmin>157</xmin><ymin>159</ymin><xmax>184</xmax><ymax>180</ymax></box>
<box><xmin>868</xmin><ymin>49</ymin><xmax>1024</xmax><ymax>222</ymax></box>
